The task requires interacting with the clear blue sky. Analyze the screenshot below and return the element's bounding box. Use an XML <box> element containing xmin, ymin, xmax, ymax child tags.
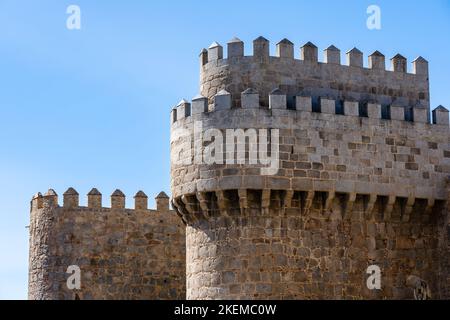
<box><xmin>0</xmin><ymin>0</ymin><xmax>449</xmax><ymax>300</ymax></box>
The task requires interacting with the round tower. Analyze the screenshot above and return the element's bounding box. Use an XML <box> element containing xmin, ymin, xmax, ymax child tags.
<box><xmin>28</xmin><ymin>190</ymin><xmax>60</xmax><ymax>300</ymax></box>
<box><xmin>171</xmin><ymin>37</ymin><xmax>450</xmax><ymax>300</ymax></box>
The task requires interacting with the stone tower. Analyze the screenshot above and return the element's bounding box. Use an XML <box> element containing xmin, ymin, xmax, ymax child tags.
<box><xmin>170</xmin><ymin>37</ymin><xmax>450</xmax><ymax>299</ymax></box>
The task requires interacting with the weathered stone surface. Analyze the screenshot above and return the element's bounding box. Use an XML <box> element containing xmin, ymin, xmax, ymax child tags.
<box><xmin>171</xmin><ymin>108</ymin><xmax>450</xmax><ymax>202</ymax></box>
<box><xmin>199</xmin><ymin>41</ymin><xmax>430</xmax><ymax>112</ymax></box>
<box><xmin>171</xmin><ymin>37</ymin><xmax>450</xmax><ymax>301</ymax></box>
<box><xmin>324</xmin><ymin>45</ymin><xmax>340</xmax><ymax>65</ymax></box>
<box><xmin>28</xmin><ymin>191</ymin><xmax>185</xmax><ymax>300</ymax></box>
<box><xmin>29</xmin><ymin>37</ymin><xmax>450</xmax><ymax>302</ymax></box>
<box><xmin>182</xmin><ymin>197</ymin><xmax>447</xmax><ymax>300</ymax></box>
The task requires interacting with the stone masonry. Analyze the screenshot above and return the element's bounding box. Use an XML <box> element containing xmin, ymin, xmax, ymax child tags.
<box><xmin>29</xmin><ymin>36</ymin><xmax>450</xmax><ymax>300</ymax></box>
<box><xmin>170</xmin><ymin>37</ymin><xmax>450</xmax><ymax>299</ymax></box>
<box><xmin>28</xmin><ymin>189</ymin><xmax>185</xmax><ymax>300</ymax></box>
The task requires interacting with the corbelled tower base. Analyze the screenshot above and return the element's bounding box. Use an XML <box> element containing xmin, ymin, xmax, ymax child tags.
<box><xmin>178</xmin><ymin>193</ymin><xmax>445</xmax><ymax>299</ymax></box>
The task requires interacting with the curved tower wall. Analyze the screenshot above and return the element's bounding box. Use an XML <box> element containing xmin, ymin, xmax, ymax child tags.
<box><xmin>200</xmin><ymin>38</ymin><xmax>430</xmax><ymax>113</ymax></box>
<box><xmin>171</xmin><ymin>37</ymin><xmax>450</xmax><ymax>300</ymax></box>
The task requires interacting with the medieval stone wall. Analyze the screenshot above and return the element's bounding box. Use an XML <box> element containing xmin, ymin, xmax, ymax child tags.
<box><xmin>171</xmin><ymin>101</ymin><xmax>450</xmax><ymax>202</ymax></box>
<box><xmin>28</xmin><ymin>36</ymin><xmax>450</xmax><ymax>301</ymax></box>
<box><xmin>28</xmin><ymin>189</ymin><xmax>186</xmax><ymax>300</ymax></box>
<box><xmin>438</xmin><ymin>190</ymin><xmax>450</xmax><ymax>298</ymax></box>
<box><xmin>185</xmin><ymin>198</ymin><xmax>444</xmax><ymax>300</ymax></box>
<box><xmin>171</xmin><ymin>102</ymin><xmax>450</xmax><ymax>299</ymax></box>
<box><xmin>171</xmin><ymin>36</ymin><xmax>450</xmax><ymax>299</ymax></box>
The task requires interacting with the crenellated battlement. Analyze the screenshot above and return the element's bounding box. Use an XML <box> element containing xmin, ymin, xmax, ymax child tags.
<box><xmin>31</xmin><ymin>188</ymin><xmax>171</xmax><ymax>212</ymax></box>
<box><xmin>198</xmin><ymin>37</ymin><xmax>432</xmax><ymax>119</ymax></box>
<box><xmin>171</xmin><ymin>93</ymin><xmax>450</xmax><ymax>218</ymax></box>
<box><xmin>201</xmin><ymin>37</ymin><xmax>427</xmax><ymax>76</ymax></box>
<box><xmin>28</xmin><ymin>188</ymin><xmax>185</xmax><ymax>300</ymax></box>
<box><xmin>171</xmin><ymin>90</ymin><xmax>449</xmax><ymax>126</ymax></box>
